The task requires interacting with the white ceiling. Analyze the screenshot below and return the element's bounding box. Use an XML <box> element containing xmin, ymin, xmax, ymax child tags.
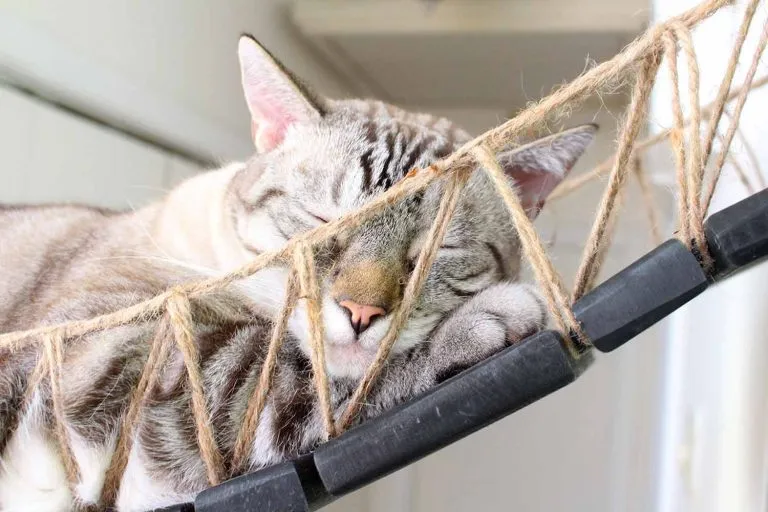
<box><xmin>291</xmin><ymin>0</ymin><xmax>648</xmax><ymax>110</ymax></box>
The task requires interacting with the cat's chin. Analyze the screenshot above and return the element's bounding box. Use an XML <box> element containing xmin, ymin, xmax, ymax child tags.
<box><xmin>324</xmin><ymin>342</ymin><xmax>378</xmax><ymax>380</ymax></box>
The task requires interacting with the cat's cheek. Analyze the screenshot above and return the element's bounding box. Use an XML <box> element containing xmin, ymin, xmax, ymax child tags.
<box><xmin>239</xmin><ymin>210</ymin><xmax>285</xmax><ymax>253</ymax></box>
<box><xmin>287</xmin><ymin>296</ymin><xmax>356</xmax><ymax>363</ymax></box>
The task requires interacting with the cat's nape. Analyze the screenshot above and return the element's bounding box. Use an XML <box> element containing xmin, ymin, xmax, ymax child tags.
<box><xmin>0</xmin><ymin>34</ymin><xmax>596</xmax><ymax>511</ymax></box>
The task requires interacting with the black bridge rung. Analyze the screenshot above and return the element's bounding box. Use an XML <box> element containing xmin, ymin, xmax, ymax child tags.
<box><xmin>706</xmin><ymin>188</ymin><xmax>768</xmax><ymax>278</ymax></box>
<box><xmin>195</xmin><ymin>458</ymin><xmax>311</xmax><ymax>512</ymax></box>
<box><xmin>313</xmin><ymin>330</ymin><xmax>585</xmax><ymax>497</ymax></box>
<box><xmin>151</xmin><ymin>504</ymin><xmax>195</xmax><ymax>512</ymax></box>
<box><xmin>572</xmin><ymin>239</ymin><xmax>709</xmax><ymax>353</ymax></box>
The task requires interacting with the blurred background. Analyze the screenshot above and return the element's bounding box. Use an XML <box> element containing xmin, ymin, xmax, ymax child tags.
<box><xmin>1</xmin><ymin>1</ymin><xmax>767</xmax><ymax>511</ymax></box>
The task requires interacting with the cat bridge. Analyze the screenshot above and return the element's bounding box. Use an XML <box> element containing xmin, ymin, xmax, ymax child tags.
<box><xmin>0</xmin><ymin>0</ymin><xmax>767</xmax><ymax>511</ymax></box>
<box><xmin>168</xmin><ymin>188</ymin><xmax>768</xmax><ymax>512</ymax></box>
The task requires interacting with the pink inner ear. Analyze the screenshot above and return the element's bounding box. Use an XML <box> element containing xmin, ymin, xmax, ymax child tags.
<box><xmin>252</xmin><ymin>118</ymin><xmax>290</xmax><ymax>154</ymax></box>
<box><xmin>243</xmin><ymin>74</ymin><xmax>302</xmax><ymax>152</ymax></box>
<box><xmin>509</xmin><ymin>167</ymin><xmax>562</xmax><ymax>218</ymax></box>
<box><xmin>238</xmin><ymin>37</ymin><xmax>320</xmax><ymax>153</ymax></box>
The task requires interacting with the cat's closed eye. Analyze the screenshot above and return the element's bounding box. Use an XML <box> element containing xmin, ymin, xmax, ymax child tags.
<box><xmin>306</xmin><ymin>211</ymin><xmax>330</xmax><ymax>224</ymax></box>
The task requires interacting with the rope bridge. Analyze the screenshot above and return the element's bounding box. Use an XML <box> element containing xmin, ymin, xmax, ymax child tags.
<box><xmin>1</xmin><ymin>0</ymin><xmax>767</xmax><ymax>509</ymax></box>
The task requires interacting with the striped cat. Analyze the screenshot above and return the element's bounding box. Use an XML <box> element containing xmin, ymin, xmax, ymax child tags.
<box><xmin>0</xmin><ymin>35</ymin><xmax>596</xmax><ymax>511</ymax></box>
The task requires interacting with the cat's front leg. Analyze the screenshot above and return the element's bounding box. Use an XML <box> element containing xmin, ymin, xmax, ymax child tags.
<box><xmin>352</xmin><ymin>282</ymin><xmax>546</xmax><ymax>421</ymax></box>
<box><xmin>425</xmin><ymin>282</ymin><xmax>547</xmax><ymax>382</ymax></box>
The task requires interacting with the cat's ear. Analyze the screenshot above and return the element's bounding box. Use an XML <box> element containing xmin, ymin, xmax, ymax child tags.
<box><xmin>238</xmin><ymin>34</ymin><xmax>323</xmax><ymax>153</ymax></box>
<box><xmin>498</xmin><ymin>124</ymin><xmax>597</xmax><ymax>218</ymax></box>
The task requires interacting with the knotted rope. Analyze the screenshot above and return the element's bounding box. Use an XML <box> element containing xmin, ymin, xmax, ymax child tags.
<box><xmin>0</xmin><ymin>0</ymin><xmax>764</xmax><ymax>505</ymax></box>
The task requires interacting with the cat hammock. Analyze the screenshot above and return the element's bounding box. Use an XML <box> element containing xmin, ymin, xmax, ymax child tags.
<box><xmin>1</xmin><ymin>0</ymin><xmax>768</xmax><ymax>510</ymax></box>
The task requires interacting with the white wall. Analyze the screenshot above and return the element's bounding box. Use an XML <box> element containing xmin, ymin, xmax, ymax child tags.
<box><xmin>0</xmin><ymin>84</ymin><xmax>201</xmax><ymax>208</ymax></box>
<box><xmin>0</xmin><ymin>0</ymin><xmax>351</xmax><ymax>162</ymax></box>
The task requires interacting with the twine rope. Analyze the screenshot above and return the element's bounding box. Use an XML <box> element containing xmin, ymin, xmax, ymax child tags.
<box><xmin>472</xmin><ymin>146</ymin><xmax>584</xmax><ymax>345</ymax></box>
<box><xmin>294</xmin><ymin>243</ymin><xmax>336</xmax><ymax>439</ymax></box>
<box><xmin>702</xmin><ymin>16</ymin><xmax>768</xmax><ymax>213</ymax></box>
<box><xmin>100</xmin><ymin>317</ymin><xmax>174</xmax><ymax>506</ymax></box>
<box><xmin>701</xmin><ymin>0</ymin><xmax>762</xmax><ymax>170</ymax></box>
<box><xmin>44</xmin><ymin>331</ymin><xmax>80</xmax><ymax>488</ymax></box>
<box><xmin>663</xmin><ymin>30</ymin><xmax>692</xmax><ymax>242</ymax></box>
<box><xmin>337</xmin><ymin>170</ymin><xmax>469</xmax><ymax>430</ymax></box>
<box><xmin>547</xmin><ymin>74</ymin><xmax>768</xmax><ymax>202</ymax></box>
<box><xmin>0</xmin><ymin>0</ymin><xmax>760</xmax><ymax>502</ymax></box>
<box><xmin>166</xmin><ymin>291</ymin><xmax>224</xmax><ymax>486</ymax></box>
<box><xmin>231</xmin><ymin>269</ymin><xmax>299</xmax><ymax>474</ymax></box>
<box><xmin>723</xmin><ymin>108</ymin><xmax>767</xmax><ymax>190</ymax></box>
<box><xmin>572</xmin><ymin>51</ymin><xmax>661</xmax><ymax>301</ymax></box>
<box><xmin>632</xmin><ymin>155</ymin><xmax>664</xmax><ymax>245</ymax></box>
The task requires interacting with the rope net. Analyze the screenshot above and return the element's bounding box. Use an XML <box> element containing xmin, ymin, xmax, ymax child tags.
<box><xmin>0</xmin><ymin>0</ymin><xmax>766</xmax><ymax>506</ymax></box>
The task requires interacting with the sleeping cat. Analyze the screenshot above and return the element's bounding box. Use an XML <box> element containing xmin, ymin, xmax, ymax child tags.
<box><xmin>0</xmin><ymin>35</ymin><xmax>595</xmax><ymax>511</ymax></box>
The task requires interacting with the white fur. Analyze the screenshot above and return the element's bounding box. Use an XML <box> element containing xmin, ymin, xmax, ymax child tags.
<box><xmin>248</xmin><ymin>403</ymin><xmax>284</xmax><ymax>469</ymax></box>
<box><xmin>0</xmin><ymin>395</ymin><xmax>70</xmax><ymax>511</ymax></box>
<box><xmin>117</xmin><ymin>442</ymin><xmax>190</xmax><ymax>512</ymax></box>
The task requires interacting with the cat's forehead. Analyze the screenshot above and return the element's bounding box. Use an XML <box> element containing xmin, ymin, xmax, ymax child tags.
<box><xmin>326</xmin><ymin>100</ymin><xmax>469</xmax><ymax>145</ymax></box>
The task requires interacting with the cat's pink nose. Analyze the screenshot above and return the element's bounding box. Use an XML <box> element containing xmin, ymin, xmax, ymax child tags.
<box><xmin>338</xmin><ymin>300</ymin><xmax>386</xmax><ymax>335</ymax></box>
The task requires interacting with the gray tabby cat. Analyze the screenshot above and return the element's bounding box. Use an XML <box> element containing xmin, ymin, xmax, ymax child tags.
<box><xmin>0</xmin><ymin>35</ymin><xmax>595</xmax><ymax>511</ymax></box>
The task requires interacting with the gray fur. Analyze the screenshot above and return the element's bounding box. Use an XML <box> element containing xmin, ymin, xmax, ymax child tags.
<box><xmin>0</xmin><ymin>36</ymin><xmax>595</xmax><ymax>510</ymax></box>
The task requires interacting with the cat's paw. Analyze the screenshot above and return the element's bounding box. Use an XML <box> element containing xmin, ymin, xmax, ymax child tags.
<box><xmin>462</xmin><ymin>282</ymin><xmax>547</xmax><ymax>344</ymax></box>
<box><xmin>429</xmin><ymin>282</ymin><xmax>547</xmax><ymax>381</ymax></box>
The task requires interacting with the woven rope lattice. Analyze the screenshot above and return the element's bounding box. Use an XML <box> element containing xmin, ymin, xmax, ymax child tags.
<box><xmin>0</xmin><ymin>0</ymin><xmax>766</xmax><ymax>506</ymax></box>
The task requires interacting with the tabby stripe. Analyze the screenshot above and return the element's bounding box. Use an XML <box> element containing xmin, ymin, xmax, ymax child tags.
<box><xmin>378</xmin><ymin>132</ymin><xmax>396</xmax><ymax>188</ymax></box>
<box><xmin>359</xmin><ymin>148</ymin><xmax>374</xmax><ymax>193</ymax></box>
<box><xmin>268</xmin><ymin>210</ymin><xmax>291</xmax><ymax>240</ymax></box>
<box><xmin>485</xmin><ymin>242</ymin><xmax>505</xmax><ymax>277</ymax></box>
<box><xmin>364</xmin><ymin>120</ymin><xmax>379</xmax><ymax>144</ymax></box>
<box><xmin>454</xmin><ymin>267</ymin><xmax>491</xmax><ymax>281</ymax></box>
<box><xmin>400</xmin><ymin>136</ymin><xmax>429</xmax><ymax>176</ymax></box>
<box><xmin>445</xmin><ymin>281</ymin><xmax>477</xmax><ymax>298</ymax></box>
<box><xmin>251</xmin><ymin>188</ymin><xmax>285</xmax><ymax>210</ymax></box>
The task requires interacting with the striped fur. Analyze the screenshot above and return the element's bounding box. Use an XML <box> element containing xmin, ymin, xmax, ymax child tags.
<box><xmin>0</xmin><ymin>37</ymin><xmax>596</xmax><ymax>510</ymax></box>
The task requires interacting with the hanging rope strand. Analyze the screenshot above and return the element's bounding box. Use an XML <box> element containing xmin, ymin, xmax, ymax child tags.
<box><xmin>701</xmin><ymin>0</ymin><xmax>762</xmax><ymax>168</ymax></box>
<box><xmin>548</xmin><ymin>74</ymin><xmax>768</xmax><ymax>203</ymax></box>
<box><xmin>43</xmin><ymin>331</ymin><xmax>80</xmax><ymax>488</ymax></box>
<box><xmin>702</xmin><ymin>17</ymin><xmax>768</xmax><ymax>214</ymax></box>
<box><xmin>101</xmin><ymin>317</ymin><xmax>174</xmax><ymax>506</ymax></box>
<box><xmin>662</xmin><ymin>31</ymin><xmax>691</xmax><ymax>242</ymax></box>
<box><xmin>667</xmin><ymin>24</ymin><xmax>711</xmax><ymax>265</ymax></box>
<box><xmin>632</xmin><ymin>155</ymin><xmax>663</xmax><ymax>245</ymax></box>
<box><xmin>166</xmin><ymin>291</ymin><xmax>224</xmax><ymax>486</ymax></box>
<box><xmin>338</xmin><ymin>171</ymin><xmax>470</xmax><ymax>430</ymax></box>
<box><xmin>231</xmin><ymin>270</ymin><xmax>300</xmax><ymax>474</ymax></box>
<box><xmin>472</xmin><ymin>145</ymin><xmax>583</xmax><ymax>345</ymax></box>
<box><xmin>294</xmin><ymin>244</ymin><xmax>336</xmax><ymax>440</ymax></box>
<box><xmin>572</xmin><ymin>51</ymin><xmax>662</xmax><ymax>300</ymax></box>
<box><xmin>723</xmin><ymin>108</ymin><xmax>767</xmax><ymax>189</ymax></box>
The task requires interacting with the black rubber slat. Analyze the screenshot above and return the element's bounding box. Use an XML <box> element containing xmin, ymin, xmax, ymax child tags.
<box><xmin>195</xmin><ymin>460</ymin><xmax>309</xmax><ymax>512</ymax></box>
<box><xmin>150</xmin><ymin>504</ymin><xmax>195</xmax><ymax>512</ymax></box>
<box><xmin>705</xmin><ymin>188</ymin><xmax>768</xmax><ymax>278</ymax></box>
<box><xmin>313</xmin><ymin>330</ymin><xmax>585</xmax><ymax>496</ymax></box>
<box><xmin>572</xmin><ymin>239</ymin><xmax>709</xmax><ymax>353</ymax></box>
